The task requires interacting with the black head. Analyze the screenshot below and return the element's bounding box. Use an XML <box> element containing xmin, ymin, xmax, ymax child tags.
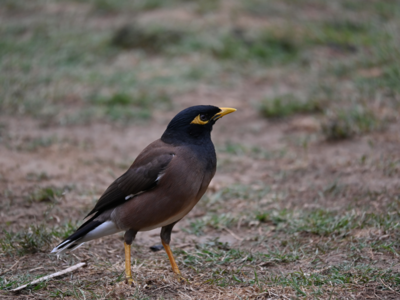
<box><xmin>161</xmin><ymin>105</ymin><xmax>236</xmax><ymax>145</ymax></box>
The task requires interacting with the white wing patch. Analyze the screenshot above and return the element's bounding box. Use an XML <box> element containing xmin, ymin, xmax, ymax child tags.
<box><xmin>156</xmin><ymin>172</ymin><xmax>165</xmax><ymax>182</ymax></box>
<box><xmin>124</xmin><ymin>171</ymin><xmax>166</xmax><ymax>201</ymax></box>
<box><xmin>125</xmin><ymin>190</ymin><xmax>144</xmax><ymax>201</ymax></box>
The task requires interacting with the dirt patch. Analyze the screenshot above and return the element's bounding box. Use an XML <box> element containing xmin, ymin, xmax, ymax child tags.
<box><xmin>1</xmin><ymin>0</ymin><xmax>400</xmax><ymax>298</ymax></box>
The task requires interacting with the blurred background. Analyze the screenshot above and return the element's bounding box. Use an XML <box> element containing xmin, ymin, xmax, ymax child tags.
<box><xmin>1</xmin><ymin>0</ymin><xmax>400</xmax><ymax>298</ymax></box>
<box><xmin>1</xmin><ymin>0</ymin><xmax>399</xmax><ymax>129</ymax></box>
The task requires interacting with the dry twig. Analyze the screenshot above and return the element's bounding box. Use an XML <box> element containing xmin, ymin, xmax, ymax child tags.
<box><xmin>11</xmin><ymin>262</ymin><xmax>86</xmax><ymax>292</ymax></box>
<box><xmin>0</xmin><ymin>260</ymin><xmax>21</xmax><ymax>277</ymax></box>
<box><xmin>223</xmin><ymin>227</ymin><xmax>243</xmax><ymax>241</ymax></box>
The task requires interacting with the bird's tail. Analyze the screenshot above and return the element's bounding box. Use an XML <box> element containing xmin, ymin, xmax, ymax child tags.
<box><xmin>51</xmin><ymin>217</ymin><xmax>120</xmax><ymax>255</ymax></box>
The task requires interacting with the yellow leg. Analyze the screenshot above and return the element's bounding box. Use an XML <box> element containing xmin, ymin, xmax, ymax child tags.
<box><xmin>124</xmin><ymin>242</ymin><xmax>135</xmax><ymax>285</ymax></box>
<box><xmin>161</xmin><ymin>240</ymin><xmax>181</xmax><ymax>275</ymax></box>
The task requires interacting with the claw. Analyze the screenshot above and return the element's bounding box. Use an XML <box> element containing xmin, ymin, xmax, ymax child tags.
<box><xmin>175</xmin><ymin>273</ymin><xmax>189</xmax><ymax>284</ymax></box>
<box><xmin>125</xmin><ymin>276</ymin><xmax>135</xmax><ymax>286</ymax></box>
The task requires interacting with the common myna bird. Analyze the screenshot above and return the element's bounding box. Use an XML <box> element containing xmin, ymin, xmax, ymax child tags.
<box><xmin>51</xmin><ymin>105</ymin><xmax>236</xmax><ymax>284</ymax></box>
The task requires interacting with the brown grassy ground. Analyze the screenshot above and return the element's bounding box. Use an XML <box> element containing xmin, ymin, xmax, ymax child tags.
<box><xmin>1</xmin><ymin>0</ymin><xmax>400</xmax><ymax>299</ymax></box>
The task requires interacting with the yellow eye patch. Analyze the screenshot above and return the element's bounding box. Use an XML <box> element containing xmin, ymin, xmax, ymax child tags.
<box><xmin>190</xmin><ymin>114</ymin><xmax>209</xmax><ymax>125</ymax></box>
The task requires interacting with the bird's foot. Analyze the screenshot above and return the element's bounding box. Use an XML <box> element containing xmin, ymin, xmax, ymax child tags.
<box><xmin>125</xmin><ymin>276</ymin><xmax>136</xmax><ymax>286</ymax></box>
<box><xmin>174</xmin><ymin>273</ymin><xmax>189</xmax><ymax>284</ymax></box>
<box><xmin>172</xmin><ymin>267</ymin><xmax>181</xmax><ymax>275</ymax></box>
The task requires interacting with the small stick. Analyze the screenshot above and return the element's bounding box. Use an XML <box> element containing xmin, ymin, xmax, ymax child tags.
<box><xmin>11</xmin><ymin>262</ymin><xmax>86</xmax><ymax>292</ymax></box>
<box><xmin>380</xmin><ymin>278</ymin><xmax>399</xmax><ymax>294</ymax></box>
<box><xmin>29</xmin><ymin>266</ymin><xmax>44</xmax><ymax>272</ymax></box>
<box><xmin>0</xmin><ymin>260</ymin><xmax>20</xmax><ymax>276</ymax></box>
<box><xmin>152</xmin><ymin>284</ymin><xmax>172</xmax><ymax>291</ymax></box>
<box><xmin>223</xmin><ymin>227</ymin><xmax>243</xmax><ymax>241</ymax></box>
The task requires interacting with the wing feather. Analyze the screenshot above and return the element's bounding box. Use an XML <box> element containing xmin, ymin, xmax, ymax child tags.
<box><xmin>85</xmin><ymin>147</ymin><xmax>174</xmax><ymax>218</ymax></box>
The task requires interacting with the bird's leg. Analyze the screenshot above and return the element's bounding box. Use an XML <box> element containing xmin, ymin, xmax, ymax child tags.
<box><xmin>160</xmin><ymin>222</ymin><xmax>181</xmax><ymax>275</ymax></box>
<box><xmin>124</xmin><ymin>242</ymin><xmax>133</xmax><ymax>284</ymax></box>
<box><xmin>161</xmin><ymin>240</ymin><xmax>180</xmax><ymax>275</ymax></box>
<box><xmin>124</xmin><ymin>229</ymin><xmax>137</xmax><ymax>285</ymax></box>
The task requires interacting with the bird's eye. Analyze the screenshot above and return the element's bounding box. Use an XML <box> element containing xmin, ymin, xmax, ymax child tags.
<box><xmin>200</xmin><ymin>114</ymin><xmax>208</xmax><ymax>121</ymax></box>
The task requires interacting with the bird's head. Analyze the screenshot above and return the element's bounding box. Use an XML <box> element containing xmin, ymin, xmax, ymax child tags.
<box><xmin>161</xmin><ymin>105</ymin><xmax>236</xmax><ymax>145</ymax></box>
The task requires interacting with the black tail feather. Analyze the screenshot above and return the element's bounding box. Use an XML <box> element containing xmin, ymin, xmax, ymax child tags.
<box><xmin>52</xmin><ymin>217</ymin><xmax>102</xmax><ymax>254</ymax></box>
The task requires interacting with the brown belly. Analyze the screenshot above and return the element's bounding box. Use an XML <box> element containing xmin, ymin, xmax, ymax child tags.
<box><xmin>112</xmin><ymin>190</ymin><xmax>200</xmax><ymax>231</ymax></box>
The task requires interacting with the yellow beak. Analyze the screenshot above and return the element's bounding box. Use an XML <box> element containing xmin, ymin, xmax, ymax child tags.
<box><xmin>213</xmin><ymin>107</ymin><xmax>237</xmax><ymax>120</ymax></box>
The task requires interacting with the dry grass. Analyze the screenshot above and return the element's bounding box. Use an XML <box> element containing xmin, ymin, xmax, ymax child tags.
<box><xmin>1</xmin><ymin>0</ymin><xmax>400</xmax><ymax>299</ymax></box>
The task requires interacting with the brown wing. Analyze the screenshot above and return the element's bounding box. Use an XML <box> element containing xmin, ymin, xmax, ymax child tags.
<box><xmin>85</xmin><ymin>143</ymin><xmax>175</xmax><ymax>218</ymax></box>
